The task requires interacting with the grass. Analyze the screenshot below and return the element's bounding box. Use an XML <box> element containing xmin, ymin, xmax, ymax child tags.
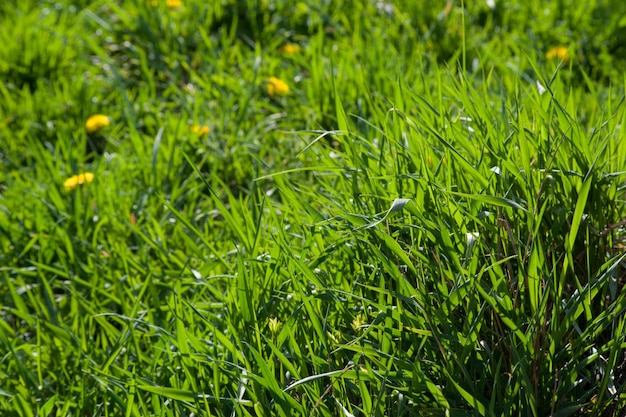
<box><xmin>1</xmin><ymin>0</ymin><xmax>626</xmax><ymax>416</ymax></box>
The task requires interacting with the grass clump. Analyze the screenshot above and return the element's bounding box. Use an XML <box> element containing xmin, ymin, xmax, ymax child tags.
<box><xmin>0</xmin><ymin>0</ymin><xmax>625</xmax><ymax>416</ymax></box>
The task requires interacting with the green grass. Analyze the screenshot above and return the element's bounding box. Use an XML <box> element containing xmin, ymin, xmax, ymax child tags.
<box><xmin>1</xmin><ymin>0</ymin><xmax>626</xmax><ymax>416</ymax></box>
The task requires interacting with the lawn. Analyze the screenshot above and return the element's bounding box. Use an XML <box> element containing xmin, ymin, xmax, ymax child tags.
<box><xmin>1</xmin><ymin>0</ymin><xmax>626</xmax><ymax>416</ymax></box>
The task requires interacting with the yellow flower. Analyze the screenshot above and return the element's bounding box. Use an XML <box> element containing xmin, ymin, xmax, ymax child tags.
<box><xmin>546</xmin><ymin>46</ymin><xmax>571</xmax><ymax>63</ymax></box>
<box><xmin>351</xmin><ymin>313</ymin><xmax>365</xmax><ymax>332</ymax></box>
<box><xmin>85</xmin><ymin>115</ymin><xmax>110</xmax><ymax>134</ymax></box>
<box><xmin>150</xmin><ymin>0</ymin><xmax>183</xmax><ymax>7</ymax></box>
<box><xmin>266</xmin><ymin>77</ymin><xmax>289</xmax><ymax>97</ymax></box>
<box><xmin>279</xmin><ymin>43</ymin><xmax>301</xmax><ymax>54</ymax></box>
<box><xmin>191</xmin><ymin>125</ymin><xmax>210</xmax><ymax>136</ymax></box>
<box><xmin>268</xmin><ymin>318</ymin><xmax>281</xmax><ymax>335</ymax></box>
<box><xmin>64</xmin><ymin>172</ymin><xmax>94</xmax><ymax>192</ymax></box>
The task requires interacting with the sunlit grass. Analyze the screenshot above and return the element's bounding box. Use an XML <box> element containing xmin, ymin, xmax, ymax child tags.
<box><xmin>1</xmin><ymin>1</ymin><xmax>625</xmax><ymax>416</ymax></box>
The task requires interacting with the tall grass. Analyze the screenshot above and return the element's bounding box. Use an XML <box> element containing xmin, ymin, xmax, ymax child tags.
<box><xmin>1</xmin><ymin>0</ymin><xmax>625</xmax><ymax>416</ymax></box>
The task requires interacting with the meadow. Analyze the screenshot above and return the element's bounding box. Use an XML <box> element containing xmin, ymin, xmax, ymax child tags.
<box><xmin>1</xmin><ymin>0</ymin><xmax>626</xmax><ymax>416</ymax></box>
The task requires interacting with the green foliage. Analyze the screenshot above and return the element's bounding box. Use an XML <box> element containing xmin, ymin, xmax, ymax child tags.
<box><xmin>1</xmin><ymin>0</ymin><xmax>625</xmax><ymax>416</ymax></box>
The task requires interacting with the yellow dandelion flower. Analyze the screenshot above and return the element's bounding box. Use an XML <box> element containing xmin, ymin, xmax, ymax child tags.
<box><xmin>150</xmin><ymin>0</ymin><xmax>183</xmax><ymax>7</ymax></box>
<box><xmin>351</xmin><ymin>313</ymin><xmax>365</xmax><ymax>332</ymax></box>
<box><xmin>266</xmin><ymin>77</ymin><xmax>289</xmax><ymax>97</ymax></box>
<box><xmin>546</xmin><ymin>46</ymin><xmax>571</xmax><ymax>63</ymax></box>
<box><xmin>279</xmin><ymin>43</ymin><xmax>301</xmax><ymax>54</ymax></box>
<box><xmin>191</xmin><ymin>125</ymin><xmax>210</xmax><ymax>136</ymax></box>
<box><xmin>85</xmin><ymin>114</ymin><xmax>110</xmax><ymax>134</ymax></box>
<box><xmin>268</xmin><ymin>318</ymin><xmax>281</xmax><ymax>335</ymax></box>
<box><xmin>64</xmin><ymin>172</ymin><xmax>94</xmax><ymax>192</ymax></box>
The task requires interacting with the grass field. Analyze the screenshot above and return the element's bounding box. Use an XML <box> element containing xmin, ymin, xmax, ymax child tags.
<box><xmin>1</xmin><ymin>0</ymin><xmax>626</xmax><ymax>416</ymax></box>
